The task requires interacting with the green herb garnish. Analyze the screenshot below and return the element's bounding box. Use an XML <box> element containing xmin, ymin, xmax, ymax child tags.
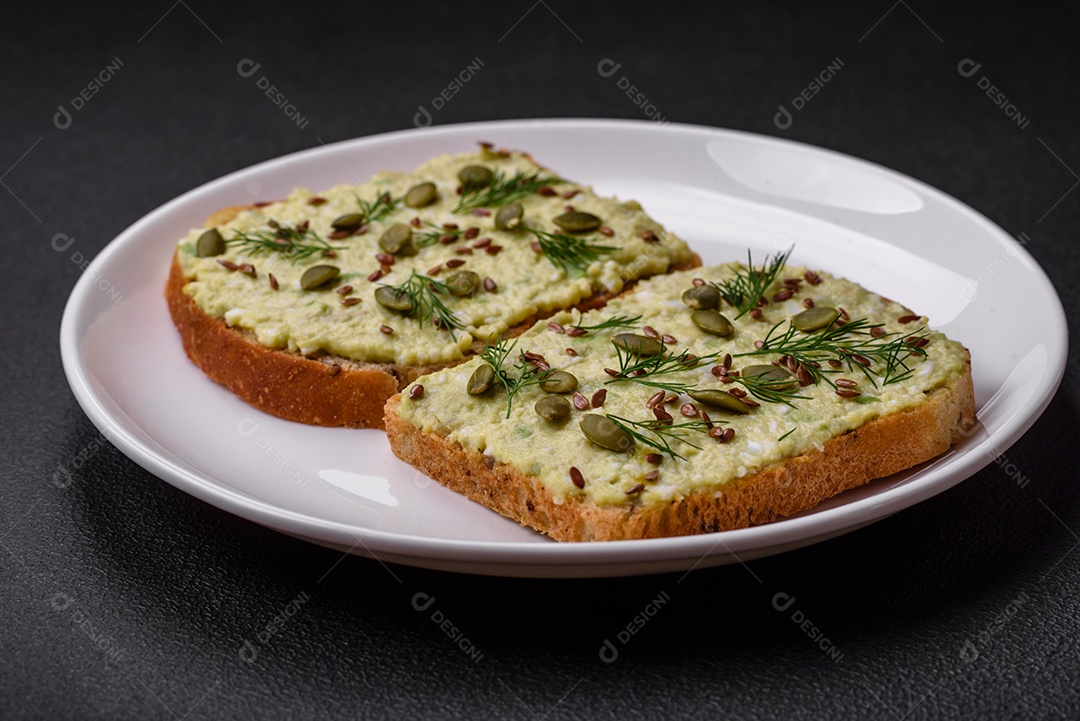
<box><xmin>354</xmin><ymin>191</ymin><xmax>401</xmax><ymax>225</ymax></box>
<box><xmin>568</xmin><ymin>314</ymin><xmax>643</xmax><ymax>332</ymax></box>
<box><xmin>480</xmin><ymin>336</ymin><xmax>552</xmax><ymax>418</ymax></box>
<box><xmin>453</xmin><ymin>169</ymin><xmax>564</xmax><ymax>212</ymax></box>
<box><xmin>522</xmin><ymin>226</ymin><xmax>616</xmax><ymax>274</ymax></box>
<box><xmin>606</xmin><ymin>415</ymin><xmax>708</xmax><ymax>461</ymax></box>
<box><xmin>606</xmin><ymin>342</ymin><xmax>722</xmax><ymax>395</ymax></box>
<box><xmin>712</xmin><ymin>247</ymin><xmax>793</xmax><ymax>318</ymax></box>
<box><xmin>228</xmin><ymin>220</ymin><xmax>342</xmax><ymax>262</ymax></box>
<box><xmin>380</xmin><ymin>271</ymin><xmax>463</xmax><ymax>339</ymax></box>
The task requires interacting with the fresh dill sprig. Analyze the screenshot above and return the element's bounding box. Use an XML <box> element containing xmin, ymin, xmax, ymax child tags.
<box><xmin>778</xmin><ymin>428</ymin><xmax>796</xmax><ymax>442</ymax></box>
<box><xmin>606</xmin><ymin>343</ymin><xmax>723</xmax><ymax>394</ymax></box>
<box><xmin>381</xmin><ymin>271</ymin><xmax>463</xmax><ymax>339</ymax></box>
<box><xmin>480</xmin><ymin>336</ymin><xmax>552</xmax><ymax>418</ymax></box>
<box><xmin>413</xmin><ymin>221</ymin><xmax>465</xmax><ymax>249</ymax></box>
<box><xmin>228</xmin><ymin>220</ymin><xmax>342</xmax><ymax>262</ymax></box>
<box><xmin>453</xmin><ymin>169</ymin><xmax>564</xmax><ymax>212</ymax></box>
<box><xmin>606</xmin><ymin>415</ymin><xmax>709</xmax><ymax>461</ymax></box>
<box><xmin>734</xmin><ymin>373</ymin><xmax>811</xmax><ymax>406</ymax></box>
<box><xmin>711</xmin><ymin>247</ymin><xmax>793</xmax><ymax>318</ymax></box>
<box><xmin>523</xmin><ymin>227</ymin><xmax>616</xmax><ymax>274</ymax></box>
<box><xmin>354</xmin><ymin>191</ymin><xmax>401</xmax><ymax>225</ymax></box>
<box><xmin>568</xmin><ymin>313</ymin><xmax>643</xmax><ymax>332</ymax></box>
<box><xmin>735</xmin><ymin>318</ymin><xmax>930</xmax><ymax>388</ymax></box>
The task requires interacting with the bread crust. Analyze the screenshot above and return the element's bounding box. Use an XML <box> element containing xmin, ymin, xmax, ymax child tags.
<box><xmin>165</xmin><ymin>206</ymin><xmax>700</xmax><ymax>429</ymax></box>
<box><xmin>383</xmin><ymin>359</ymin><xmax>976</xmax><ymax>541</ymax></box>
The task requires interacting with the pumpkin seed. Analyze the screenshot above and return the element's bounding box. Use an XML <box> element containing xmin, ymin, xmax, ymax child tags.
<box><xmin>612</xmin><ymin>333</ymin><xmax>663</xmax><ymax>357</ymax></box>
<box><xmin>379</xmin><ymin>223</ymin><xmax>417</xmax><ymax>256</ymax></box>
<box><xmin>374</xmin><ymin>286</ymin><xmax>414</xmax><ymax>313</ymax></box>
<box><xmin>553</xmin><ymin>211</ymin><xmax>602</xmax><ymax>233</ymax></box>
<box><xmin>742</xmin><ymin>364</ymin><xmax>796</xmax><ymax>390</ymax></box>
<box><xmin>444</xmin><ymin>270</ymin><xmax>481</xmax><ymax>298</ymax></box>
<box><xmin>331</xmin><ymin>213</ymin><xmax>364</xmax><ymax>230</ymax></box>
<box><xmin>196</xmin><ymin>228</ymin><xmax>225</xmax><ymax>257</ymax></box>
<box><xmin>792</xmin><ymin>306</ymin><xmax>841</xmax><ymax>332</ymax></box>
<box><xmin>300</xmin><ymin>264</ymin><xmax>340</xmax><ymax>290</ymax></box>
<box><xmin>691</xmin><ymin>309</ymin><xmax>734</xmax><ymax>337</ymax></box>
<box><xmin>404</xmin><ymin>181</ymin><xmax>437</xmax><ymax>208</ymax></box>
<box><xmin>457</xmin><ymin>165</ymin><xmax>493</xmax><ymax>192</ymax></box>
<box><xmin>681</xmin><ymin>284</ymin><xmax>719</xmax><ymax>309</ymax></box>
<box><xmin>495</xmin><ymin>202</ymin><xmax>524</xmax><ymax>231</ymax></box>
<box><xmin>467</xmin><ymin>364</ymin><xmax>496</xmax><ymax>395</ymax></box>
<box><xmin>687</xmin><ymin>389</ymin><xmax>751</xmax><ymax>414</ymax></box>
<box><xmin>579</xmin><ymin>414</ymin><xmax>635</xmax><ymax>453</ymax></box>
<box><xmin>540</xmin><ymin>370</ymin><xmax>578</xmax><ymax>394</ymax></box>
<box><xmin>535</xmin><ymin>395</ymin><xmax>571</xmax><ymax>421</ymax></box>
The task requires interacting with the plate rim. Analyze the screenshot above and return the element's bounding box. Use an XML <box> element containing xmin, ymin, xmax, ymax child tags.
<box><xmin>59</xmin><ymin>117</ymin><xmax>1069</xmax><ymax>575</ymax></box>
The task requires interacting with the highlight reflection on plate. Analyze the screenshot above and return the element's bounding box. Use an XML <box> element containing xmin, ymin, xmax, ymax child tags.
<box><xmin>61</xmin><ymin>119</ymin><xmax>1066</xmax><ymax>577</ymax></box>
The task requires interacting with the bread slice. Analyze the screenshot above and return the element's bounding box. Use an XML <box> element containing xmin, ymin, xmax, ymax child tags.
<box><xmin>384</xmin><ymin>262</ymin><xmax>977</xmax><ymax>541</ymax></box>
<box><xmin>165</xmin><ymin>147</ymin><xmax>699</xmax><ymax>429</ymax></box>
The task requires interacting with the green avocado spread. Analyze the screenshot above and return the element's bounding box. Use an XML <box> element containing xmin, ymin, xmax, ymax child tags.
<box><xmin>396</xmin><ymin>264</ymin><xmax>969</xmax><ymax>507</ymax></box>
<box><xmin>176</xmin><ymin>149</ymin><xmax>694</xmax><ymax>365</ymax></box>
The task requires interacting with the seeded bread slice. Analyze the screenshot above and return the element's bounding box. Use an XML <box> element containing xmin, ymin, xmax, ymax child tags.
<box><xmin>383</xmin><ymin>361</ymin><xmax>974</xmax><ymax>541</ymax></box>
<box><xmin>166</xmin><ymin>206</ymin><xmax>700</xmax><ymax>429</ymax></box>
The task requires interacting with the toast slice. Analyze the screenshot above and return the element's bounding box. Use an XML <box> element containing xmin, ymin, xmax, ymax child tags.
<box><xmin>385</xmin><ymin>260</ymin><xmax>976</xmax><ymax>541</ymax></box>
<box><xmin>166</xmin><ymin>146</ymin><xmax>698</xmax><ymax>429</ymax></box>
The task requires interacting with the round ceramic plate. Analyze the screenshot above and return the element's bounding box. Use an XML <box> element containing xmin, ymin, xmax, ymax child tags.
<box><xmin>60</xmin><ymin>119</ymin><xmax>1067</xmax><ymax>578</ymax></box>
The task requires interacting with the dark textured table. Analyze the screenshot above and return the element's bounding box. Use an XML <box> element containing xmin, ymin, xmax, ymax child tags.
<box><xmin>4</xmin><ymin>2</ymin><xmax>1078</xmax><ymax>718</ymax></box>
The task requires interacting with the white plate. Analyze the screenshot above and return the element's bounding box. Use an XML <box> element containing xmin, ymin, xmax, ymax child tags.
<box><xmin>60</xmin><ymin>119</ymin><xmax>1067</xmax><ymax>578</ymax></box>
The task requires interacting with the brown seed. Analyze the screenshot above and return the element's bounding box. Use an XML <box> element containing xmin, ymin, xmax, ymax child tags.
<box><xmin>473</xmin><ymin>237</ymin><xmax>492</xmax><ymax>248</ymax></box>
<box><xmin>692</xmin><ymin>278</ymin><xmax>705</xmax><ymax>287</ymax></box>
<box><xmin>851</xmin><ymin>354</ymin><xmax>872</xmax><ymax>367</ymax></box>
<box><xmin>563</xmin><ymin>189</ymin><xmax>581</xmax><ymax>199</ymax></box>
<box><xmin>485</xmin><ymin>244</ymin><xmax>503</xmax><ymax>255</ymax></box>
<box><xmin>698</xmin><ymin>410</ymin><xmax>712</xmax><ymax>426</ymax></box>
<box><xmin>804</xmin><ymin>270</ymin><xmax>821</xmax><ymax>285</ymax></box>
<box><xmin>645</xmin><ymin>453</ymin><xmax>663</xmax><ymax>465</ymax></box>
<box><xmin>472</xmin><ymin>208</ymin><xmax>491</xmax><ymax>217</ymax></box>
<box><xmin>375</xmin><ymin>253</ymin><xmax>395</xmax><ymax>266</ymax></box>
<box><xmin>828</xmin><ymin>359</ymin><xmax>843</xmax><ymax>368</ymax></box>
<box><xmin>446</xmin><ymin>258</ymin><xmax>466</xmax><ymax>269</ymax></box>
<box><xmin>598</xmin><ymin>226</ymin><xmax>615</xmax><ymax>237</ymax></box>
<box><xmin>645</xmin><ymin>470</ymin><xmax>660</xmax><ymax>482</ymax></box>
<box><xmin>483</xmin><ymin>277</ymin><xmax>497</xmax><ymax>292</ymax></box>
<box><xmin>870</xmin><ymin>326</ymin><xmax>886</xmax><ymax>338</ymax></box>
<box><xmin>803</xmin><ymin>298</ymin><xmax>815</xmax><ymax>309</ymax></box>
<box><xmin>626</xmin><ymin>483</ymin><xmax>645</xmax><ymax>495</ymax></box>
<box><xmin>640</xmin><ymin>230</ymin><xmax>658</xmax><ymax>242</ymax></box>
<box><xmin>530</xmin><ymin>240</ymin><xmax>542</xmax><ymax>253</ymax></box>
<box><xmin>570</xmin><ymin>467</ymin><xmax>585</xmax><ymax>489</ymax></box>
<box><xmin>336</xmin><ymin>285</ymin><xmax>354</xmax><ymax>295</ymax></box>
<box><xmin>796</xmin><ymin>366</ymin><xmax>813</xmax><ymax>386</ymax></box>
<box><xmin>906</xmin><ymin>336</ymin><xmax>929</xmax><ymax>348</ymax></box>
<box><xmin>564</xmin><ymin>205</ymin><xmax>575</xmax><ymax>213</ymax></box>
<box><xmin>653</xmin><ymin>406</ymin><xmax>673</xmax><ymax>424</ymax></box>
<box><xmin>662</xmin><ymin>335</ymin><xmax>678</xmax><ymax>346</ymax></box>
<box><xmin>646</xmin><ymin>390</ymin><xmax>666</xmax><ymax>409</ymax></box>
<box><xmin>784</xmin><ymin>278</ymin><xmax>802</xmax><ymax>288</ymax></box>
<box><xmin>268</xmin><ymin>273</ymin><xmax>279</xmax><ymax>290</ymax></box>
<box><xmin>838</xmin><ymin>307</ymin><xmax>850</xmax><ymax>321</ymax></box>
<box><xmin>463</xmin><ymin>227</ymin><xmax>479</xmax><ymax>240</ymax></box>
<box><xmin>438</xmin><ymin>234</ymin><xmax>458</xmax><ymax>245</ymax></box>
<box><xmin>537</xmin><ymin>186</ymin><xmax>557</xmax><ymax>196</ymax></box>
<box><xmin>711</xmin><ymin>365</ymin><xmax>726</xmax><ymax>377</ymax></box>
<box><xmin>408</xmin><ymin>384</ymin><xmax>424</xmax><ymax>399</ymax></box>
<box><xmin>835</xmin><ymin>378</ymin><xmax>858</xmax><ymax>388</ymax></box>
<box><xmin>239</xmin><ymin>263</ymin><xmax>256</xmax><ymax>276</ymax></box>
<box><xmin>567</xmin><ymin>327</ymin><xmax>588</xmax><ymax>337</ymax></box>
<box><xmin>572</xmin><ymin>392</ymin><xmax>590</xmax><ymax>411</ymax></box>
<box><xmin>708</xmin><ymin>427</ymin><xmax>727</xmax><ymax>441</ymax></box>
<box><xmin>749</xmin><ymin>308</ymin><xmax>763</xmax><ymax>320</ymax></box>
<box><xmin>642</xmin><ymin>325</ymin><xmax>659</xmax><ymax>339</ymax></box>
<box><xmin>328</xmin><ymin>230</ymin><xmax>350</xmax><ymax>240</ymax></box>
<box><xmin>410</xmin><ymin>217</ymin><xmax>422</xmax><ymax>227</ymax></box>
<box><xmin>368</xmin><ymin>269</ymin><xmax>384</xmax><ymax>282</ymax></box>
<box><xmin>427</xmin><ymin>265</ymin><xmax>443</xmax><ymax>276</ymax></box>
<box><xmin>723</xmin><ymin>428</ymin><xmax>736</xmax><ymax>442</ymax></box>
<box><xmin>754</xmin><ymin>340</ymin><xmax>764</xmax><ymax>349</ymax></box>
<box><xmin>341</xmin><ymin>297</ymin><xmax>361</xmax><ymax>306</ymax></box>
<box><xmin>773</xmin><ymin>288</ymin><xmax>793</xmax><ymax>302</ymax></box>
<box><xmin>455</xmin><ymin>247</ymin><xmax>473</xmax><ymax>255</ymax></box>
<box><xmin>898</xmin><ymin>314</ymin><xmax>920</xmax><ymax>324</ymax></box>
<box><xmin>743</xmin><ymin>398</ymin><xmax>759</xmax><ymax>408</ymax></box>
<box><xmin>835</xmin><ymin>389</ymin><xmax>861</xmax><ymax>398</ymax></box>
<box><xmin>603</xmin><ymin>367</ymin><xmax>620</xmax><ymax>378</ymax></box>
<box><xmin>565</xmin><ymin>348</ymin><xmax>577</xmax><ymax>356</ymax></box>
<box><xmin>591</xmin><ymin>389</ymin><xmax>607</xmax><ymax>408</ymax></box>
<box><xmin>217</xmin><ymin>259</ymin><xmax>238</xmax><ymax>271</ymax></box>
<box><xmin>380</xmin><ymin>325</ymin><xmax>394</xmax><ymax>335</ymax></box>
<box><xmin>352</xmin><ymin>225</ymin><xmax>369</xmax><ymax>236</ymax></box>
<box><xmin>442</xmin><ymin>223</ymin><xmax>459</xmax><ymax>230</ymax></box>
<box><xmin>728</xmin><ymin>369</ymin><xmax>740</xmax><ymax>377</ymax></box>
<box><xmin>307</xmin><ymin>196</ymin><xmax>327</xmax><ymax>206</ymax></box>
<box><xmin>680</xmin><ymin>403</ymin><xmax>697</xmax><ymax>418</ymax></box>
<box><xmin>729</xmin><ymin>388</ymin><xmax>747</xmax><ymax>398</ymax></box>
